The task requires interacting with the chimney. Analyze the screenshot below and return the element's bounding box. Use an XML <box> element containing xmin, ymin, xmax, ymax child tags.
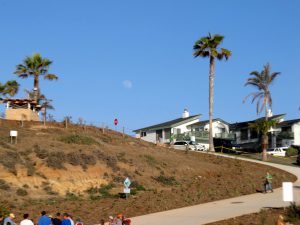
<box><xmin>182</xmin><ymin>109</ymin><xmax>190</xmax><ymax>118</ymax></box>
<box><xmin>267</xmin><ymin>109</ymin><xmax>273</xmax><ymax>118</ymax></box>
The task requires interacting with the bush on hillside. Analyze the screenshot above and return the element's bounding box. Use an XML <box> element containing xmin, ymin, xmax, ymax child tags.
<box><xmin>0</xmin><ymin>151</ymin><xmax>20</xmax><ymax>175</ymax></box>
<box><xmin>0</xmin><ymin>179</ymin><xmax>10</xmax><ymax>190</ymax></box>
<box><xmin>153</xmin><ymin>175</ymin><xmax>178</xmax><ymax>186</ymax></box>
<box><xmin>34</xmin><ymin>145</ymin><xmax>48</xmax><ymax>159</ymax></box>
<box><xmin>46</xmin><ymin>152</ymin><xmax>66</xmax><ymax>169</ymax></box>
<box><xmin>286</xmin><ymin>147</ymin><xmax>298</xmax><ymax>157</ymax></box>
<box><xmin>16</xmin><ymin>188</ymin><xmax>28</xmax><ymax>196</ymax></box>
<box><xmin>59</xmin><ymin>135</ymin><xmax>98</xmax><ymax>145</ymax></box>
<box><xmin>66</xmin><ymin>152</ymin><xmax>81</xmax><ymax>166</ymax></box>
<box><xmin>287</xmin><ymin>202</ymin><xmax>300</xmax><ymax>222</ymax></box>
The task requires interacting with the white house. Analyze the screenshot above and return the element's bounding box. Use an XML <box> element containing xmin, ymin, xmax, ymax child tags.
<box><xmin>229</xmin><ymin>114</ymin><xmax>300</xmax><ymax>149</ymax></box>
<box><xmin>133</xmin><ymin>109</ymin><xmax>201</xmax><ymax>144</ymax></box>
<box><xmin>188</xmin><ymin>118</ymin><xmax>231</xmax><ymax>139</ymax></box>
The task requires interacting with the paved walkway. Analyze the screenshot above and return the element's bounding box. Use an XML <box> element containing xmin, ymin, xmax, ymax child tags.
<box><xmin>131</xmin><ymin>153</ymin><xmax>300</xmax><ymax>225</ymax></box>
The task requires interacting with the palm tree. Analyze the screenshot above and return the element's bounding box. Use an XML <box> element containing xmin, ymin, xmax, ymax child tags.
<box><xmin>0</xmin><ymin>80</ymin><xmax>19</xmax><ymax>98</ymax></box>
<box><xmin>244</xmin><ymin>63</ymin><xmax>280</xmax><ymax>160</ymax></box>
<box><xmin>193</xmin><ymin>33</ymin><xmax>231</xmax><ymax>151</ymax></box>
<box><xmin>249</xmin><ymin>119</ymin><xmax>278</xmax><ymax>161</ymax></box>
<box><xmin>40</xmin><ymin>97</ymin><xmax>54</xmax><ymax>126</ymax></box>
<box><xmin>14</xmin><ymin>53</ymin><xmax>58</xmax><ymax>102</ymax></box>
<box><xmin>244</xmin><ymin>63</ymin><xmax>280</xmax><ymax>117</ymax></box>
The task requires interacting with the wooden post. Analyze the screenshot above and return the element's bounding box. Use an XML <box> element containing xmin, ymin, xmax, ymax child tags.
<box><xmin>102</xmin><ymin>123</ymin><xmax>105</xmax><ymax>134</ymax></box>
<box><xmin>123</xmin><ymin>127</ymin><xmax>125</xmax><ymax>138</ymax></box>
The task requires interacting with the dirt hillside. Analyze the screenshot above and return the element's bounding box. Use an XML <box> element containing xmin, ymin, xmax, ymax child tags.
<box><xmin>0</xmin><ymin>119</ymin><xmax>296</xmax><ymax>224</ymax></box>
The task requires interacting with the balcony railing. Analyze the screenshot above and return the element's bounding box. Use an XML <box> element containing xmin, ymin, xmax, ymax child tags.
<box><xmin>172</xmin><ymin>131</ymin><xmax>234</xmax><ymax>141</ymax></box>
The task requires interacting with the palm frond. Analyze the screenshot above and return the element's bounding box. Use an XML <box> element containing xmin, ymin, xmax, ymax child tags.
<box><xmin>44</xmin><ymin>74</ymin><xmax>58</xmax><ymax>80</ymax></box>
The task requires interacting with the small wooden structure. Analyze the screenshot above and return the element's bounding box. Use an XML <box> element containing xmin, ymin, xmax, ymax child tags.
<box><xmin>2</xmin><ymin>99</ymin><xmax>41</xmax><ymax>121</ymax></box>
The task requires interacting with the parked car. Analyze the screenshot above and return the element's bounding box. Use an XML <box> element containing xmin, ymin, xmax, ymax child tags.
<box><xmin>188</xmin><ymin>141</ymin><xmax>206</xmax><ymax>151</ymax></box>
<box><xmin>267</xmin><ymin>147</ymin><xmax>287</xmax><ymax>157</ymax></box>
<box><xmin>172</xmin><ymin>141</ymin><xmax>194</xmax><ymax>150</ymax></box>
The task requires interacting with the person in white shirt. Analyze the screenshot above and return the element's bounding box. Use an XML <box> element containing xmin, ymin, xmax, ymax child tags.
<box><xmin>20</xmin><ymin>214</ymin><xmax>34</xmax><ymax>225</ymax></box>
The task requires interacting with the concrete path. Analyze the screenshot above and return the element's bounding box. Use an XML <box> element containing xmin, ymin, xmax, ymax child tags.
<box><xmin>131</xmin><ymin>153</ymin><xmax>300</xmax><ymax>225</ymax></box>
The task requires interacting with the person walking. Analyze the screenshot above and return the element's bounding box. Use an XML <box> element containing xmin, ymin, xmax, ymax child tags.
<box><xmin>108</xmin><ymin>216</ymin><xmax>114</xmax><ymax>225</ymax></box>
<box><xmin>0</xmin><ymin>214</ymin><xmax>4</xmax><ymax>225</ymax></box>
<box><xmin>20</xmin><ymin>214</ymin><xmax>34</xmax><ymax>225</ymax></box>
<box><xmin>264</xmin><ymin>172</ymin><xmax>273</xmax><ymax>193</ymax></box>
<box><xmin>37</xmin><ymin>211</ymin><xmax>51</xmax><ymax>225</ymax></box>
<box><xmin>52</xmin><ymin>213</ymin><xmax>61</xmax><ymax>225</ymax></box>
<box><xmin>61</xmin><ymin>214</ymin><xmax>71</xmax><ymax>225</ymax></box>
<box><xmin>74</xmin><ymin>218</ymin><xmax>82</xmax><ymax>225</ymax></box>
<box><xmin>4</xmin><ymin>213</ymin><xmax>16</xmax><ymax>225</ymax></box>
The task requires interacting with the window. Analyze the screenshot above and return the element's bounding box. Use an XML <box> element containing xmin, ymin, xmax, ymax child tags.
<box><xmin>241</xmin><ymin>129</ymin><xmax>248</xmax><ymax>140</ymax></box>
<box><xmin>141</xmin><ymin>132</ymin><xmax>147</xmax><ymax>137</ymax></box>
<box><xmin>282</xmin><ymin>126</ymin><xmax>292</xmax><ymax>132</ymax></box>
<box><xmin>250</xmin><ymin>129</ymin><xmax>258</xmax><ymax>139</ymax></box>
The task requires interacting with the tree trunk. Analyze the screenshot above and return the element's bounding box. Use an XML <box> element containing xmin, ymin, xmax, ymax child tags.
<box><xmin>263</xmin><ymin>100</ymin><xmax>269</xmax><ymax>161</ymax></box>
<box><xmin>209</xmin><ymin>56</ymin><xmax>215</xmax><ymax>152</ymax></box>
<box><xmin>262</xmin><ymin>133</ymin><xmax>268</xmax><ymax>161</ymax></box>
<box><xmin>33</xmin><ymin>74</ymin><xmax>40</xmax><ymax>102</ymax></box>
<box><xmin>43</xmin><ymin>109</ymin><xmax>47</xmax><ymax>126</ymax></box>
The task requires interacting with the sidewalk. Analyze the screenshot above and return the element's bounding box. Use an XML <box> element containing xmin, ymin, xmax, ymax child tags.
<box><xmin>131</xmin><ymin>153</ymin><xmax>300</xmax><ymax>225</ymax></box>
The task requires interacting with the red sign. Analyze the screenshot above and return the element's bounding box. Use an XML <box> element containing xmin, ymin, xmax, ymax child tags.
<box><xmin>114</xmin><ymin>118</ymin><xmax>118</xmax><ymax>126</ymax></box>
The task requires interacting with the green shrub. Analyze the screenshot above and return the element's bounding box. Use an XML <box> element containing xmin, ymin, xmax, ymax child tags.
<box><xmin>99</xmin><ymin>183</ymin><xmax>114</xmax><ymax>197</ymax></box>
<box><xmin>286</xmin><ymin>202</ymin><xmax>300</xmax><ymax>222</ymax></box>
<box><xmin>154</xmin><ymin>175</ymin><xmax>178</xmax><ymax>186</ymax></box>
<box><xmin>143</xmin><ymin>154</ymin><xmax>157</xmax><ymax>166</ymax></box>
<box><xmin>0</xmin><ymin>203</ymin><xmax>10</xmax><ymax>217</ymax></box>
<box><xmin>65</xmin><ymin>192</ymin><xmax>79</xmax><ymax>201</ymax></box>
<box><xmin>0</xmin><ymin>179</ymin><xmax>10</xmax><ymax>190</ymax></box>
<box><xmin>286</xmin><ymin>147</ymin><xmax>298</xmax><ymax>157</ymax></box>
<box><xmin>43</xmin><ymin>186</ymin><xmax>58</xmax><ymax>195</ymax></box>
<box><xmin>16</xmin><ymin>188</ymin><xmax>28</xmax><ymax>196</ymax></box>
<box><xmin>60</xmin><ymin>135</ymin><xmax>98</xmax><ymax>145</ymax></box>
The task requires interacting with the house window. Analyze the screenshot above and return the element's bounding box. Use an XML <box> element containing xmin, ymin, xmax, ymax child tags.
<box><xmin>174</xmin><ymin>128</ymin><xmax>181</xmax><ymax>134</ymax></box>
<box><xmin>141</xmin><ymin>132</ymin><xmax>147</xmax><ymax>137</ymax></box>
<box><xmin>241</xmin><ymin>129</ymin><xmax>248</xmax><ymax>140</ymax></box>
<box><xmin>282</xmin><ymin>126</ymin><xmax>292</xmax><ymax>132</ymax></box>
<box><xmin>250</xmin><ymin>129</ymin><xmax>258</xmax><ymax>139</ymax></box>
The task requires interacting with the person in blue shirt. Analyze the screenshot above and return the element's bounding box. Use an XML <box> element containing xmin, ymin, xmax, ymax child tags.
<box><xmin>38</xmin><ymin>211</ymin><xmax>52</xmax><ymax>225</ymax></box>
<box><xmin>61</xmin><ymin>214</ymin><xmax>71</xmax><ymax>225</ymax></box>
<box><xmin>4</xmin><ymin>213</ymin><xmax>15</xmax><ymax>225</ymax></box>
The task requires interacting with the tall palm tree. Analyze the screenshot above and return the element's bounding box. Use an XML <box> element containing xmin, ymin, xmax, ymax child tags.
<box><xmin>244</xmin><ymin>63</ymin><xmax>280</xmax><ymax>117</ymax></box>
<box><xmin>244</xmin><ymin>63</ymin><xmax>280</xmax><ymax>160</ymax></box>
<box><xmin>249</xmin><ymin>119</ymin><xmax>278</xmax><ymax>161</ymax></box>
<box><xmin>193</xmin><ymin>33</ymin><xmax>231</xmax><ymax>151</ymax></box>
<box><xmin>14</xmin><ymin>53</ymin><xmax>58</xmax><ymax>102</ymax></box>
<box><xmin>0</xmin><ymin>80</ymin><xmax>19</xmax><ymax>98</ymax></box>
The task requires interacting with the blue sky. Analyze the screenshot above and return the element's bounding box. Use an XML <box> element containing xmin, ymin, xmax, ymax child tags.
<box><xmin>0</xmin><ymin>0</ymin><xmax>299</xmax><ymax>134</ymax></box>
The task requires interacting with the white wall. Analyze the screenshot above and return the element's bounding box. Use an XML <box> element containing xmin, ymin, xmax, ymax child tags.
<box><xmin>173</xmin><ymin>118</ymin><xmax>200</xmax><ymax>133</ymax></box>
<box><xmin>192</xmin><ymin>120</ymin><xmax>229</xmax><ymax>137</ymax></box>
<box><xmin>292</xmin><ymin>123</ymin><xmax>300</xmax><ymax>146</ymax></box>
<box><xmin>136</xmin><ymin>130</ymin><xmax>157</xmax><ymax>143</ymax></box>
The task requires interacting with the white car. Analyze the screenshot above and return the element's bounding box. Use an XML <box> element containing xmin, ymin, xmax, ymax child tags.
<box><xmin>188</xmin><ymin>141</ymin><xmax>206</xmax><ymax>151</ymax></box>
<box><xmin>172</xmin><ymin>141</ymin><xmax>205</xmax><ymax>151</ymax></box>
<box><xmin>267</xmin><ymin>147</ymin><xmax>287</xmax><ymax>157</ymax></box>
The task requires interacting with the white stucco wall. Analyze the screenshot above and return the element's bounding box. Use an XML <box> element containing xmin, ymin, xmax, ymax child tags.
<box><xmin>173</xmin><ymin>118</ymin><xmax>200</xmax><ymax>133</ymax></box>
<box><xmin>191</xmin><ymin>120</ymin><xmax>229</xmax><ymax>137</ymax></box>
<box><xmin>135</xmin><ymin>130</ymin><xmax>157</xmax><ymax>143</ymax></box>
<box><xmin>292</xmin><ymin>123</ymin><xmax>300</xmax><ymax>146</ymax></box>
